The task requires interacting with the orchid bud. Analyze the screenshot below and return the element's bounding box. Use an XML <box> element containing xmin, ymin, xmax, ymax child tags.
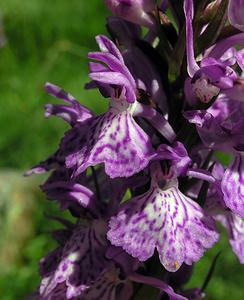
<box><xmin>104</xmin><ymin>0</ymin><xmax>156</xmax><ymax>28</ymax></box>
<box><xmin>228</xmin><ymin>0</ymin><xmax>244</xmax><ymax>31</ymax></box>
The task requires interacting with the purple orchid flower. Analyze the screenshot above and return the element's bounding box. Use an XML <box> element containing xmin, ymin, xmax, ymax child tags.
<box><xmin>107</xmin><ymin>161</ymin><xmax>219</xmax><ymax>272</ymax></box>
<box><xmin>106</xmin><ymin>17</ymin><xmax>168</xmax><ymax>113</ymax></box>
<box><xmin>26</xmin><ymin>1</ymin><xmax>244</xmax><ymax>298</ymax></box>
<box><xmin>88</xmin><ymin>35</ymin><xmax>137</xmax><ymax>103</ymax></box>
<box><xmin>38</xmin><ymin>223</ymin><xmax>187</xmax><ymax>299</ymax></box>
<box><xmin>38</xmin><ymin>183</ymin><xmax>125</xmax><ymax>299</ymax></box>
<box><xmin>184</xmin><ymin>94</ymin><xmax>244</xmax><ymax>217</ymax></box>
<box><xmin>39</xmin><ymin>220</ymin><xmax>110</xmax><ymax>299</ymax></box>
<box><xmin>184</xmin><ymin>94</ymin><xmax>244</xmax><ymax>153</ymax></box>
<box><xmin>65</xmin><ymin>35</ymin><xmax>176</xmax><ymax>178</ymax></box>
<box><xmin>183</xmin><ymin>0</ymin><xmax>244</xmax><ymax>104</ymax></box>
<box><xmin>37</xmin><ymin>170</ymin><xmax>187</xmax><ymax>300</ymax></box>
<box><xmin>27</xmin><ymin>35</ymin><xmax>176</xmax><ymax>179</ymax></box>
<box><xmin>66</xmin><ymin>36</ymin><xmax>156</xmax><ymax>178</ymax></box>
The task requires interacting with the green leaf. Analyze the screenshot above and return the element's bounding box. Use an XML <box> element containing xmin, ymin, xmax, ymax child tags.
<box><xmin>201</xmin><ymin>252</ymin><xmax>221</xmax><ymax>292</ymax></box>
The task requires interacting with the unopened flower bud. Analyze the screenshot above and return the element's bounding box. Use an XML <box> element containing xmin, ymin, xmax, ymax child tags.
<box><xmin>104</xmin><ymin>0</ymin><xmax>156</xmax><ymax>28</ymax></box>
<box><xmin>228</xmin><ymin>0</ymin><xmax>244</xmax><ymax>31</ymax></box>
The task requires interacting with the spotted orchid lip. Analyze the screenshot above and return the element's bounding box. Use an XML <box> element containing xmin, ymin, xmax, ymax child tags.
<box><xmin>221</xmin><ymin>155</ymin><xmax>244</xmax><ymax>218</ymax></box>
<box><xmin>107</xmin><ymin>180</ymin><xmax>219</xmax><ymax>272</ymax></box>
<box><xmin>65</xmin><ymin>109</ymin><xmax>156</xmax><ymax>179</ymax></box>
<box><xmin>40</xmin><ymin>221</ymin><xmax>109</xmax><ymax>299</ymax></box>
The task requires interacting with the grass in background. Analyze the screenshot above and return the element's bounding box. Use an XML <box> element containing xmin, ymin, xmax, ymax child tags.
<box><xmin>0</xmin><ymin>1</ymin><xmax>108</xmax><ymax>298</ymax></box>
<box><xmin>0</xmin><ymin>0</ymin><xmax>108</xmax><ymax>170</ymax></box>
<box><xmin>0</xmin><ymin>1</ymin><xmax>243</xmax><ymax>299</ymax></box>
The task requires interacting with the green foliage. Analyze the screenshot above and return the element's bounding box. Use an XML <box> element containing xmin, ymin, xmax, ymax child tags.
<box><xmin>0</xmin><ymin>0</ymin><xmax>107</xmax><ymax>170</ymax></box>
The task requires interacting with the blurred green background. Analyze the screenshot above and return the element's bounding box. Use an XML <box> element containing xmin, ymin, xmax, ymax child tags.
<box><xmin>0</xmin><ymin>0</ymin><xmax>243</xmax><ymax>299</ymax></box>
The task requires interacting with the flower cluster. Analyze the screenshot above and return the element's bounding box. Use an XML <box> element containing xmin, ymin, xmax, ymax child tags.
<box><xmin>28</xmin><ymin>0</ymin><xmax>244</xmax><ymax>299</ymax></box>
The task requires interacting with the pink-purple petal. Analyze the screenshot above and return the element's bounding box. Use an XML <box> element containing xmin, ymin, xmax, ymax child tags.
<box><xmin>66</xmin><ymin>110</ymin><xmax>155</xmax><ymax>178</ymax></box>
<box><xmin>221</xmin><ymin>155</ymin><xmax>244</xmax><ymax>217</ymax></box>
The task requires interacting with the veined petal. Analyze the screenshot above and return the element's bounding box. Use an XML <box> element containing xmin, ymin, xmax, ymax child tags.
<box><xmin>66</xmin><ymin>110</ymin><xmax>156</xmax><ymax>178</ymax></box>
<box><xmin>39</xmin><ymin>247</ymin><xmax>63</xmax><ymax>278</ymax></box>
<box><xmin>89</xmin><ymin>61</ymin><xmax>108</xmax><ymax>72</ymax></box>
<box><xmin>45</xmin><ymin>82</ymin><xmax>76</xmax><ymax>103</ymax></box>
<box><xmin>184</xmin><ymin>96</ymin><xmax>244</xmax><ymax>152</ymax></box>
<box><xmin>197</xmin><ymin>61</ymin><xmax>237</xmax><ymax>89</ymax></box>
<box><xmin>221</xmin><ymin>155</ymin><xmax>244</xmax><ymax>217</ymax></box>
<box><xmin>40</xmin><ymin>265</ymin><xmax>133</xmax><ymax>300</ymax></box>
<box><xmin>107</xmin><ymin>182</ymin><xmax>218</xmax><ymax>272</ymax></box>
<box><xmin>40</xmin><ymin>221</ymin><xmax>109</xmax><ymax>299</ymax></box>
